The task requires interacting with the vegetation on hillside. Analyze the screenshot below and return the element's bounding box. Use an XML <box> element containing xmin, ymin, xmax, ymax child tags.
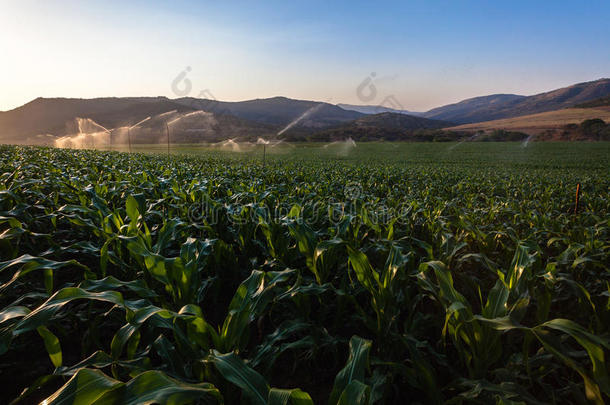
<box><xmin>537</xmin><ymin>118</ymin><xmax>610</xmax><ymax>141</ymax></box>
<box><xmin>574</xmin><ymin>96</ymin><xmax>610</xmax><ymax>108</ymax></box>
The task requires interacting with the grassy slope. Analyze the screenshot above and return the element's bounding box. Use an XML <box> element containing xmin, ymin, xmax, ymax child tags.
<box><xmin>445</xmin><ymin>107</ymin><xmax>610</xmax><ymax>134</ymax></box>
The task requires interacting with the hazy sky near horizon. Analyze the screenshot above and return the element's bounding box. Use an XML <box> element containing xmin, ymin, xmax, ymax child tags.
<box><xmin>1</xmin><ymin>0</ymin><xmax>609</xmax><ymax>112</ymax></box>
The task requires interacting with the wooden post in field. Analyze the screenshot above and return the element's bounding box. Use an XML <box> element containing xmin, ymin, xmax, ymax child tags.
<box><xmin>574</xmin><ymin>183</ymin><xmax>581</xmax><ymax>214</ymax></box>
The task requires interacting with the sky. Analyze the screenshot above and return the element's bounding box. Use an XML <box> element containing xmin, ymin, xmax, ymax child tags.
<box><xmin>1</xmin><ymin>0</ymin><xmax>609</xmax><ymax>112</ymax></box>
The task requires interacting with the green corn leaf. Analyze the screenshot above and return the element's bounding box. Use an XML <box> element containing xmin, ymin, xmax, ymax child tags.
<box><xmin>482</xmin><ymin>280</ymin><xmax>509</xmax><ymax>319</ymax></box>
<box><xmin>347</xmin><ymin>247</ymin><xmax>379</xmax><ymax>292</ymax></box>
<box><xmin>111</xmin><ymin>305</ymin><xmax>175</xmax><ymax>359</ymax></box>
<box><xmin>37</xmin><ymin>325</ymin><xmax>62</xmax><ymax>367</ymax></box>
<box><xmin>536</xmin><ymin>319</ymin><xmax>610</xmax><ymax>395</ymax></box>
<box><xmin>329</xmin><ymin>336</ymin><xmax>372</xmax><ymax>405</ymax></box>
<box><xmin>336</xmin><ymin>380</ymin><xmax>371</xmax><ymax>405</ymax></box>
<box><xmin>209</xmin><ymin>351</ymin><xmax>269</xmax><ymax>405</ymax></box>
<box><xmin>0</xmin><ymin>305</ymin><xmax>30</xmax><ymax>324</ymax></box>
<box><xmin>125</xmin><ymin>195</ymin><xmax>140</xmax><ymax>227</ymax></box>
<box><xmin>94</xmin><ymin>370</ymin><xmax>221</xmax><ymax>405</ymax></box>
<box><xmin>43</xmin><ymin>368</ymin><xmax>221</xmax><ymax>405</ymax></box>
<box><xmin>44</xmin><ymin>368</ymin><xmax>121</xmax><ymax>405</ymax></box>
<box><xmin>1</xmin><ymin>287</ymin><xmax>125</xmax><ymax>355</ymax></box>
<box><xmin>0</xmin><ymin>254</ymin><xmax>89</xmax><ymax>292</ymax></box>
<box><xmin>268</xmin><ymin>388</ymin><xmax>314</xmax><ymax>405</ymax></box>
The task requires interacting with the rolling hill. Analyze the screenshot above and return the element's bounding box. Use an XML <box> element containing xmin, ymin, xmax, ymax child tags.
<box><xmin>0</xmin><ymin>97</ymin><xmax>276</xmax><ymax>144</ymax></box>
<box><xmin>446</xmin><ymin>107</ymin><xmax>610</xmax><ymax>136</ymax></box>
<box><xmin>0</xmin><ymin>97</ymin><xmax>190</xmax><ymax>143</ymax></box>
<box><xmin>336</xmin><ymin>103</ymin><xmax>423</xmax><ymax>116</ymax></box>
<box><xmin>174</xmin><ymin>96</ymin><xmax>363</xmax><ymax>129</ymax></box>
<box><xmin>0</xmin><ymin>96</ymin><xmax>362</xmax><ymax>144</ymax></box>
<box><xmin>3</xmin><ymin>78</ymin><xmax>610</xmax><ymax>144</ymax></box>
<box><xmin>310</xmin><ymin>112</ymin><xmax>452</xmax><ymax>141</ymax></box>
<box><xmin>423</xmin><ymin>78</ymin><xmax>610</xmax><ymax>124</ymax></box>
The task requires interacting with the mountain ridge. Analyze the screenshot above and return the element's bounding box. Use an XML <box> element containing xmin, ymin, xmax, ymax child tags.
<box><xmin>2</xmin><ymin>78</ymin><xmax>610</xmax><ymax>143</ymax></box>
<box><xmin>336</xmin><ymin>103</ymin><xmax>423</xmax><ymax>116</ymax></box>
<box><xmin>422</xmin><ymin>78</ymin><xmax>610</xmax><ymax>123</ymax></box>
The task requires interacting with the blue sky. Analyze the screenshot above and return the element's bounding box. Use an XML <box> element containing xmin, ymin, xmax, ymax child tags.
<box><xmin>1</xmin><ymin>0</ymin><xmax>609</xmax><ymax>111</ymax></box>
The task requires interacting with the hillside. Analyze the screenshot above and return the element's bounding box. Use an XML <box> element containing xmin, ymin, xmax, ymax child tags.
<box><xmin>336</xmin><ymin>103</ymin><xmax>422</xmax><ymax>116</ymax></box>
<box><xmin>0</xmin><ymin>97</ymin><xmax>191</xmax><ymax>143</ymax></box>
<box><xmin>0</xmin><ymin>97</ymin><xmax>276</xmax><ymax>144</ymax></box>
<box><xmin>3</xmin><ymin>78</ymin><xmax>610</xmax><ymax>145</ymax></box>
<box><xmin>174</xmin><ymin>96</ymin><xmax>363</xmax><ymax>129</ymax></box>
<box><xmin>446</xmin><ymin>107</ymin><xmax>610</xmax><ymax>136</ymax></box>
<box><xmin>422</xmin><ymin>94</ymin><xmax>526</xmax><ymax>124</ymax></box>
<box><xmin>574</xmin><ymin>96</ymin><xmax>610</xmax><ymax>108</ymax></box>
<box><xmin>424</xmin><ymin>78</ymin><xmax>610</xmax><ymax>123</ymax></box>
<box><xmin>310</xmin><ymin>112</ymin><xmax>453</xmax><ymax>141</ymax></box>
<box><xmin>0</xmin><ymin>96</ymin><xmax>362</xmax><ymax>144</ymax></box>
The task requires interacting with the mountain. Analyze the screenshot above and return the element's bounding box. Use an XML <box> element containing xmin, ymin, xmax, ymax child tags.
<box><xmin>0</xmin><ymin>97</ymin><xmax>275</xmax><ymax>144</ymax></box>
<box><xmin>336</xmin><ymin>103</ymin><xmax>423</xmax><ymax>116</ymax></box>
<box><xmin>422</xmin><ymin>94</ymin><xmax>526</xmax><ymax>124</ymax></box>
<box><xmin>310</xmin><ymin>112</ymin><xmax>452</xmax><ymax>141</ymax></box>
<box><xmin>174</xmin><ymin>96</ymin><xmax>363</xmax><ymax>129</ymax></box>
<box><xmin>3</xmin><ymin>78</ymin><xmax>610</xmax><ymax>145</ymax></box>
<box><xmin>0</xmin><ymin>97</ymin><xmax>189</xmax><ymax>142</ymax></box>
<box><xmin>423</xmin><ymin>78</ymin><xmax>610</xmax><ymax>124</ymax></box>
<box><xmin>0</xmin><ymin>96</ymin><xmax>362</xmax><ymax>144</ymax></box>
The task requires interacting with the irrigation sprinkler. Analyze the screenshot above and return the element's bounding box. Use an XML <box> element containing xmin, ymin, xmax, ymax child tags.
<box><xmin>109</xmin><ymin>128</ymin><xmax>121</xmax><ymax>150</ymax></box>
<box><xmin>166</xmin><ymin>123</ymin><xmax>170</xmax><ymax>155</ymax></box>
<box><xmin>164</xmin><ymin>114</ymin><xmax>185</xmax><ymax>156</ymax></box>
<box><xmin>262</xmin><ymin>143</ymin><xmax>266</xmax><ymax>169</ymax></box>
<box><xmin>127</xmin><ymin>117</ymin><xmax>151</xmax><ymax>153</ymax></box>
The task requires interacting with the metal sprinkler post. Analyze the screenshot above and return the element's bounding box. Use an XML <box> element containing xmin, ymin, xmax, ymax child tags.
<box><xmin>166</xmin><ymin>124</ymin><xmax>170</xmax><ymax>156</ymax></box>
<box><xmin>127</xmin><ymin>128</ymin><xmax>132</xmax><ymax>153</ymax></box>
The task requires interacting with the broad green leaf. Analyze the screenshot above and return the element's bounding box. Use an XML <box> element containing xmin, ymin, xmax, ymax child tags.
<box><xmin>210</xmin><ymin>351</ymin><xmax>269</xmax><ymax>405</ymax></box>
<box><xmin>268</xmin><ymin>388</ymin><xmax>314</xmax><ymax>405</ymax></box>
<box><xmin>329</xmin><ymin>336</ymin><xmax>372</xmax><ymax>405</ymax></box>
<box><xmin>37</xmin><ymin>326</ymin><xmax>62</xmax><ymax>367</ymax></box>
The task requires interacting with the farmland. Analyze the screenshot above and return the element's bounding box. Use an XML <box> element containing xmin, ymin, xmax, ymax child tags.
<box><xmin>1</xmin><ymin>142</ymin><xmax>609</xmax><ymax>404</ymax></box>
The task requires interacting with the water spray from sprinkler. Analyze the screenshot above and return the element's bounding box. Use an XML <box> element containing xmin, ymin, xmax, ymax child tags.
<box><xmin>276</xmin><ymin>103</ymin><xmax>325</xmax><ymax>136</ymax></box>
<box><xmin>448</xmin><ymin>132</ymin><xmax>482</xmax><ymax>151</ymax></box>
<box><xmin>127</xmin><ymin>116</ymin><xmax>152</xmax><ymax>153</ymax></box>
<box><xmin>165</xmin><ymin>115</ymin><xmax>185</xmax><ymax>156</ymax></box>
<box><xmin>257</xmin><ymin>137</ymin><xmax>270</xmax><ymax>168</ymax></box>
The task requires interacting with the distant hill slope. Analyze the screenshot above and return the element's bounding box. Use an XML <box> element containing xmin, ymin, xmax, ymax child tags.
<box><xmin>0</xmin><ymin>97</ymin><xmax>192</xmax><ymax>142</ymax></box>
<box><xmin>574</xmin><ymin>96</ymin><xmax>610</xmax><ymax>108</ymax></box>
<box><xmin>422</xmin><ymin>94</ymin><xmax>526</xmax><ymax>124</ymax></box>
<box><xmin>0</xmin><ymin>97</ymin><xmax>275</xmax><ymax>144</ymax></box>
<box><xmin>423</xmin><ymin>78</ymin><xmax>610</xmax><ymax>124</ymax></box>
<box><xmin>446</xmin><ymin>107</ymin><xmax>610</xmax><ymax>135</ymax></box>
<box><xmin>3</xmin><ymin>78</ymin><xmax>610</xmax><ymax>145</ymax></box>
<box><xmin>337</xmin><ymin>103</ymin><xmax>423</xmax><ymax>116</ymax></box>
<box><xmin>311</xmin><ymin>112</ymin><xmax>452</xmax><ymax>141</ymax></box>
<box><xmin>174</xmin><ymin>96</ymin><xmax>363</xmax><ymax>130</ymax></box>
<box><xmin>0</xmin><ymin>96</ymin><xmax>362</xmax><ymax>144</ymax></box>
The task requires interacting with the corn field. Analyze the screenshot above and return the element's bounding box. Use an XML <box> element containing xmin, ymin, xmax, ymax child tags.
<box><xmin>0</xmin><ymin>143</ymin><xmax>609</xmax><ymax>404</ymax></box>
